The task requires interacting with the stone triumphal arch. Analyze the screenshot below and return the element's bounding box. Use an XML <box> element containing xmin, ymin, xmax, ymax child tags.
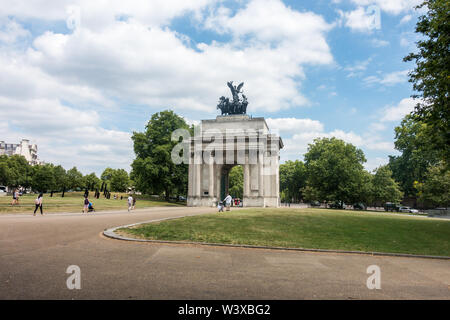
<box><xmin>187</xmin><ymin>114</ymin><xmax>283</xmax><ymax>207</ymax></box>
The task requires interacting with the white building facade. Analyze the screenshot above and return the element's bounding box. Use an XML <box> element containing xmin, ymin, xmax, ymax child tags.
<box><xmin>0</xmin><ymin>139</ymin><xmax>42</xmax><ymax>165</ymax></box>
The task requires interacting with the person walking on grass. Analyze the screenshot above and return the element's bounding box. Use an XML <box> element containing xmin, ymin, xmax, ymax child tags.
<box><xmin>127</xmin><ymin>194</ymin><xmax>133</xmax><ymax>212</ymax></box>
<box><xmin>33</xmin><ymin>193</ymin><xmax>43</xmax><ymax>215</ymax></box>
<box><xmin>83</xmin><ymin>196</ymin><xmax>89</xmax><ymax>214</ymax></box>
<box><xmin>223</xmin><ymin>193</ymin><xmax>232</xmax><ymax>212</ymax></box>
<box><xmin>11</xmin><ymin>189</ymin><xmax>18</xmax><ymax>206</ymax></box>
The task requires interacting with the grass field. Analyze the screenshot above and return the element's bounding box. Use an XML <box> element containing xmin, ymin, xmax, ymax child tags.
<box><xmin>0</xmin><ymin>192</ymin><xmax>185</xmax><ymax>214</ymax></box>
<box><xmin>120</xmin><ymin>208</ymin><xmax>450</xmax><ymax>256</ymax></box>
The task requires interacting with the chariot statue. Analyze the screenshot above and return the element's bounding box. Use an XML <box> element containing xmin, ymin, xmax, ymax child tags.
<box><xmin>217</xmin><ymin>81</ymin><xmax>248</xmax><ymax>115</ymax></box>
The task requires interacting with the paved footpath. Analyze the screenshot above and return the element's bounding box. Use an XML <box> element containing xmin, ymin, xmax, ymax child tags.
<box><xmin>0</xmin><ymin>207</ymin><xmax>449</xmax><ymax>300</ymax></box>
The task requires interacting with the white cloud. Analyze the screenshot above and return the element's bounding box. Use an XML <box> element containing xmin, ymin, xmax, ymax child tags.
<box><xmin>364</xmin><ymin>157</ymin><xmax>388</xmax><ymax>172</ymax></box>
<box><xmin>0</xmin><ymin>17</ymin><xmax>30</xmax><ymax>43</ymax></box>
<box><xmin>266</xmin><ymin>118</ymin><xmax>324</xmax><ymax>136</ymax></box>
<box><xmin>339</xmin><ymin>7</ymin><xmax>378</xmax><ymax>32</ymax></box>
<box><xmin>349</xmin><ymin>0</ymin><xmax>421</xmax><ymax>15</ymax></box>
<box><xmin>381</xmin><ymin>98</ymin><xmax>417</xmax><ymax>121</ymax></box>
<box><xmin>371</xmin><ymin>38</ymin><xmax>389</xmax><ymax>47</ymax></box>
<box><xmin>399</xmin><ymin>14</ymin><xmax>412</xmax><ymax>24</ymax></box>
<box><xmin>344</xmin><ymin>57</ymin><xmax>372</xmax><ymax>77</ymax></box>
<box><xmin>364</xmin><ymin>70</ymin><xmax>409</xmax><ymax>86</ymax></box>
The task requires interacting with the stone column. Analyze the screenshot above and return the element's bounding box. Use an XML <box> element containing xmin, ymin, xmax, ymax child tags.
<box><xmin>258</xmin><ymin>151</ymin><xmax>264</xmax><ymax>198</ymax></box>
<box><xmin>188</xmin><ymin>161</ymin><xmax>193</xmax><ymax>197</ymax></box>
<box><xmin>244</xmin><ymin>157</ymin><xmax>250</xmax><ymax>197</ymax></box>
<box><xmin>194</xmin><ymin>151</ymin><xmax>201</xmax><ymax>197</ymax></box>
<box><xmin>208</xmin><ymin>156</ymin><xmax>214</xmax><ymax>199</ymax></box>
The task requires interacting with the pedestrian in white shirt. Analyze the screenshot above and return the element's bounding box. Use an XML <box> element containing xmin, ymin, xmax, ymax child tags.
<box><xmin>127</xmin><ymin>195</ymin><xmax>133</xmax><ymax>212</ymax></box>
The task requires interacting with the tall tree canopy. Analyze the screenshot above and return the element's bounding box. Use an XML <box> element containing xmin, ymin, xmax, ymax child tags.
<box><xmin>280</xmin><ymin>160</ymin><xmax>307</xmax><ymax>203</ymax></box>
<box><xmin>110</xmin><ymin>169</ymin><xmax>130</xmax><ymax>192</ymax></box>
<box><xmin>304</xmin><ymin>137</ymin><xmax>367</xmax><ymax>205</ymax></box>
<box><xmin>371</xmin><ymin>165</ymin><xmax>403</xmax><ymax>204</ymax></box>
<box><xmin>228</xmin><ymin>166</ymin><xmax>243</xmax><ymax>199</ymax></box>
<box><xmin>131</xmin><ymin>110</ymin><xmax>190</xmax><ymax>199</ymax></box>
<box><xmin>414</xmin><ymin>162</ymin><xmax>450</xmax><ymax>207</ymax></box>
<box><xmin>389</xmin><ymin>115</ymin><xmax>440</xmax><ymax>196</ymax></box>
<box><xmin>403</xmin><ymin>0</ymin><xmax>450</xmax><ymax>162</ymax></box>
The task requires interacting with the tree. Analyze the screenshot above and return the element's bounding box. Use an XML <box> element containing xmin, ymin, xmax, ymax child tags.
<box><xmin>131</xmin><ymin>110</ymin><xmax>190</xmax><ymax>199</ymax></box>
<box><xmin>371</xmin><ymin>165</ymin><xmax>403</xmax><ymax>205</ymax></box>
<box><xmin>304</xmin><ymin>137</ymin><xmax>368</xmax><ymax>205</ymax></box>
<box><xmin>389</xmin><ymin>115</ymin><xmax>440</xmax><ymax>196</ymax></box>
<box><xmin>66</xmin><ymin>167</ymin><xmax>84</xmax><ymax>191</ymax></box>
<box><xmin>53</xmin><ymin>165</ymin><xmax>67</xmax><ymax>192</ymax></box>
<box><xmin>5</xmin><ymin>155</ymin><xmax>32</xmax><ymax>188</ymax></box>
<box><xmin>101</xmin><ymin>167</ymin><xmax>115</xmax><ymax>181</ymax></box>
<box><xmin>414</xmin><ymin>163</ymin><xmax>450</xmax><ymax>207</ymax></box>
<box><xmin>0</xmin><ymin>156</ymin><xmax>12</xmax><ymax>187</ymax></box>
<box><xmin>280</xmin><ymin>160</ymin><xmax>307</xmax><ymax>203</ymax></box>
<box><xmin>403</xmin><ymin>0</ymin><xmax>450</xmax><ymax>162</ymax></box>
<box><xmin>31</xmin><ymin>164</ymin><xmax>55</xmax><ymax>193</ymax></box>
<box><xmin>228</xmin><ymin>166</ymin><xmax>243</xmax><ymax>199</ymax></box>
<box><xmin>110</xmin><ymin>169</ymin><xmax>129</xmax><ymax>192</ymax></box>
<box><xmin>83</xmin><ymin>172</ymin><xmax>101</xmax><ymax>190</ymax></box>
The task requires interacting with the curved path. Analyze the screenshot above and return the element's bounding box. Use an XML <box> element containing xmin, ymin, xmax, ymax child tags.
<box><xmin>0</xmin><ymin>207</ymin><xmax>449</xmax><ymax>299</ymax></box>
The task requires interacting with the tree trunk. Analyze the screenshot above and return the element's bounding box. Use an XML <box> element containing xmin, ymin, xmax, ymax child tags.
<box><xmin>165</xmin><ymin>188</ymin><xmax>170</xmax><ymax>201</ymax></box>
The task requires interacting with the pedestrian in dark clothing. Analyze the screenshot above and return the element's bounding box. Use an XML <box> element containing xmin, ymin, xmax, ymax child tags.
<box><xmin>33</xmin><ymin>193</ymin><xmax>43</xmax><ymax>215</ymax></box>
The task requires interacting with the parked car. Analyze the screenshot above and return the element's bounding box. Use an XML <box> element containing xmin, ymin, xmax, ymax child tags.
<box><xmin>398</xmin><ymin>206</ymin><xmax>419</xmax><ymax>213</ymax></box>
<box><xmin>329</xmin><ymin>201</ymin><xmax>345</xmax><ymax>209</ymax></box>
<box><xmin>384</xmin><ymin>202</ymin><xmax>400</xmax><ymax>212</ymax></box>
<box><xmin>310</xmin><ymin>201</ymin><xmax>321</xmax><ymax>207</ymax></box>
<box><xmin>0</xmin><ymin>189</ymin><xmax>6</xmax><ymax>197</ymax></box>
<box><xmin>353</xmin><ymin>203</ymin><xmax>367</xmax><ymax>210</ymax></box>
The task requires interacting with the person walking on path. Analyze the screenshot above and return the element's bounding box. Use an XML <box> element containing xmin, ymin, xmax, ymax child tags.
<box><xmin>127</xmin><ymin>195</ymin><xmax>133</xmax><ymax>212</ymax></box>
<box><xmin>33</xmin><ymin>193</ymin><xmax>43</xmax><ymax>215</ymax></box>
<box><xmin>83</xmin><ymin>196</ymin><xmax>89</xmax><ymax>214</ymax></box>
<box><xmin>223</xmin><ymin>194</ymin><xmax>232</xmax><ymax>212</ymax></box>
<box><xmin>132</xmin><ymin>196</ymin><xmax>136</xmax><ymax>210</ymax></box>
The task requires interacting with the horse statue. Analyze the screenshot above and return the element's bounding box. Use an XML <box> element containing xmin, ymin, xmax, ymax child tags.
<box><xmin>217</xmin><ymin>81</ymin><xmax>248</xmax><ymax>115</ymax></box>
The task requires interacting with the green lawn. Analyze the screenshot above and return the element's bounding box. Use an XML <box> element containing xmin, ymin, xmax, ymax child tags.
<box><xmin>0</xmin><ymin>192</ymin><xmax>185</xmax><ymax>214</ymax></box>
<box><xmin>120</xmin><ymin>208</ymin><xmax>450</xmax><ymax>256</ymax></box>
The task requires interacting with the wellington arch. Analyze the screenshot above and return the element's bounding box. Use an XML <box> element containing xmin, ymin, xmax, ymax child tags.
<box><xmin>186</xmin><ymin>82</ymin><xmax>283</xmax><ymax>208</ymax></box>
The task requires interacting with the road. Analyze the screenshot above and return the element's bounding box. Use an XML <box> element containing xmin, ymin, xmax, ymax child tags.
<box><xmin>0</xmin><ymin>207</ymin><xmax>449</xmax><ymax>299</ymax></box>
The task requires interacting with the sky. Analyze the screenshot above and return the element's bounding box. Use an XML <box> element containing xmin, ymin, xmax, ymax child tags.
<box><xmin>0</xmin><ymin>0</ymin><xmax>424</xmax><ymax>175</ymax></box>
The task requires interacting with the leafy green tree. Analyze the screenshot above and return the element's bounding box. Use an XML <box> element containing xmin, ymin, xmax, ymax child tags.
<box><xmin>229</xmin><ymin>166</ymin><xmax>243</xmax><ymax>199</ymax></box>
<box><xmin>66</xmin><ymin>167</ymin><xmax>84</xmax><ymax>191</ymax></box>
<box><xmin>414</xmin><ymin>163</ymin><xmax>450</xmax><ymax>207</ymax></box>
<box><xmin>403</xmin><ymin>0</ymin><xmax>450</xmax><ymax>162</ymax></box>
<box><xmin>389</xmin><ymin>115</ymin><xmax>440</xmax><ymax>196</ymax></box>
<box><xmin>304</xmin><ymin>137</ymin><xmax>367</xmax><ymax>205</ymax></box>
<box><xmin>131</xmin><ymin>110</ymin><xmax>190</xmax><ymax>199</ymax></box>
<box><xmin>0</xmin><ymin>156</ymin><xmax>12</xmax><ymax>187</ymax></box>
<box><xmin>53</xmin><ymin>165</ymin><xmax>67</xmax><ymax>192</ymax></box>
<box><xmin>371</xmin><ymin>165</ymin><xmax>403</xmax><ymax>204</ymax></box>
<box><xmin>301</xmin><ymin>185</ymin><xmax>321</xmax><ymax>203</ymax></box>
<box><xmin>110</xmin><ymin>169</ymin><xmax>130</xmax><ymax>192</ymax></box>
<box><xmin>5</xmin><ymin>155</ymin><xmax>31</xmax><ymax>188</ymax></box>
<box><xmin>101</xmin><ymin>167</ymin><xmax>115</xmax><ymax>181</ymax></box>
<box><xmin>280</xmin><ymin>160</ymin><xmax>307</xmax><ymax>203</ymax></box>
<box><xmin>83</xmin><ymin>172</ymin><xmax>101</xmax><ymax>190</ymax></box>
<box><xmin>31</xmin><ymin>164</ymin><xmax>55</xmax><ymax>193</ymax></box>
